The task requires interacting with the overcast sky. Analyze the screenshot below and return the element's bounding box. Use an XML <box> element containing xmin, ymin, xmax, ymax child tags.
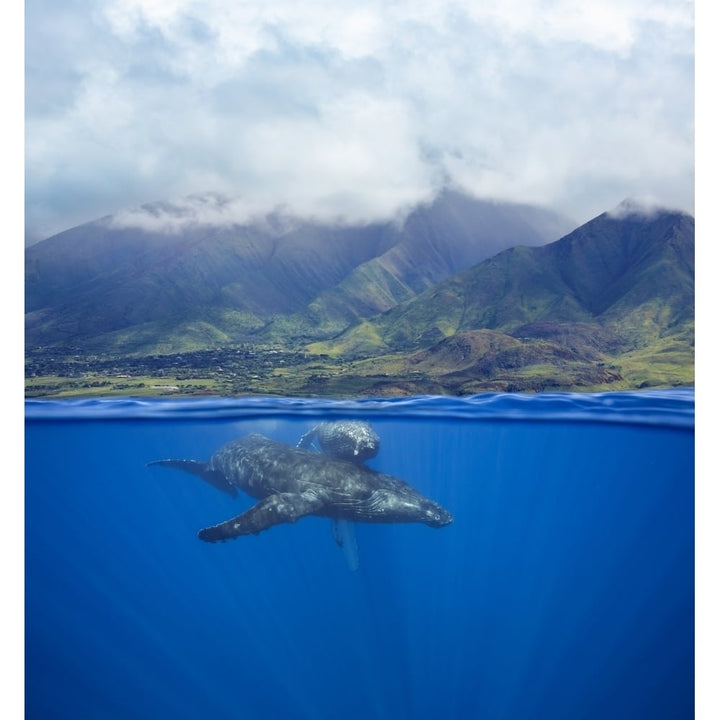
<box><xmin>24</xmin><ymin>0</ymin><xmax>694</xmax><ymax>243</ymax></box>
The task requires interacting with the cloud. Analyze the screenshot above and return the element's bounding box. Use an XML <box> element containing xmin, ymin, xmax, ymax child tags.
<box><xmin>605</xmin><ymin>196</ymin><xmax>686</xmax><ymax>220</ymax></box>
<box><xmin>25</xmin><ymin>0</ymin><xmax>694</xmax><ymax>242</ymax></box>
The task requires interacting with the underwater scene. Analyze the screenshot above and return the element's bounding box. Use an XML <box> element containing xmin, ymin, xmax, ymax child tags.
<box><xmin>25</xmin><ymin>389</ymin><xmax>694</xmax><ymax>720</ymax></box>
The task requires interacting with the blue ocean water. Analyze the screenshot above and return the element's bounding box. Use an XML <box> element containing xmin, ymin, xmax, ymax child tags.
<box><xmin>25</xmin><ymin>389</ymin><xmax>694</xmax><ymax>720</ymax></box>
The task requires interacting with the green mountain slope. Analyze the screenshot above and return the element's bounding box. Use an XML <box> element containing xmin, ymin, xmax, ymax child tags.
<box><xmin>308</xmin><ymin>207</ymin><xmax>694</xmax><ymax>392</ymax></box>
<box><xmin>26</xmin><ymin>191</ymin><xmax>572</xmax><ymax>354</ymax></box>
<box><xmin>261</xmin><ymin>191</ymin><xmax>573</xmax><ymax>343</ymax></box>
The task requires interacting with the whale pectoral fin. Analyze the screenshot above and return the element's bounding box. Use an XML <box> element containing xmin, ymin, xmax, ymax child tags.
<box><xmin>198</xmin><ymin>491</ymin><xmax>324</xmax><ymax>543</ymax></box>
<box><xmin>147</xmin><ymin>459</ymin><xmax>237</xmax><ymax>498</ymax></box>
<box><xmin>332</xmin><ymin>520</ymin><xmax>360</xmax><ymax>572</ymax></box>
<box><xmin>331</xmin><ymin>520</ymin><xmax>343</xmax><ymax>547</ymax></box>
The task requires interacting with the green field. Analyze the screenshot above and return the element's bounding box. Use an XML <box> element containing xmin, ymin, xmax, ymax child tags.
<box><xmin>25</xmin><ymin>335</ymin><xmax>693</xmax><ymax>399</ymax></box>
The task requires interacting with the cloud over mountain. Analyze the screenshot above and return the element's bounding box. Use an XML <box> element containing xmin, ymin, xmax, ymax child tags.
<box><xmin>26</xmin><ymin>0</ymin><xmax>693</xmax><ymax>243</ymax></box>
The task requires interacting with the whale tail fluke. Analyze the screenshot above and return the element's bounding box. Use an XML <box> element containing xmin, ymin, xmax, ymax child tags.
<box><xmin>147</xmin><ymin>459</ymin><xmax>238</xmax><ymax>498</ymax></box>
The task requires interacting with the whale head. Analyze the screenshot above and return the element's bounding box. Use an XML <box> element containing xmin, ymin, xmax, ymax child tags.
<box><xmin>316</xmin><ymin>421</ymin><xmax>380</xmax><ymax>463</ymax></box>
<box><xmin>421</xmin><ymin>501</ymin><xmax>454</xmax><ymax>528</ymax></box>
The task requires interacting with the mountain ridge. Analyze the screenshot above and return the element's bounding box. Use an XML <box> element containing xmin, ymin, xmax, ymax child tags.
<box><xmin>297</xmin><ymin>206</ymin><xmax>694</xmax><ymax>394</ymax></box>
<box><xmin>26</xmin><ymin>190</ymin><xmax>573</xmax><ymax>353</ymax></box>
<box><xmin>317</xmin><ymin>207</ymin><xmax>694</xmax><ymax>358</ymax></box>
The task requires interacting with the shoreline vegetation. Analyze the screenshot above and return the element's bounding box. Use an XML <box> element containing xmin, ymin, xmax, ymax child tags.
<box><xmin>25</xmin><ymin>340</ymin><xmax>693</xmax><ymax>399</ymax></box>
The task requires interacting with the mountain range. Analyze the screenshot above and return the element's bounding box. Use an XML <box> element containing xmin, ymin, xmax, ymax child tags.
<box><xmin>25</xmin><ymin>192</ymin><xmax>694</xmax><ymax>395</ymax></box>
<box><xmin>26</xmin><ymin>190</ymin><xmax>572</xmax><ymax>354</ymax></box>
<box><xmin>307</xmin><ymin>204</ymin><xmax>694</xmax><ymax>394</ymax></box>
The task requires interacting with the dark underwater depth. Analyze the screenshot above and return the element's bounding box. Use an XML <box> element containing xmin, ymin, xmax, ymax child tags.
<box><xmin>25</xmin><ymin>390</ymin><xmax>694</xmax><ymax>720</ymax></box>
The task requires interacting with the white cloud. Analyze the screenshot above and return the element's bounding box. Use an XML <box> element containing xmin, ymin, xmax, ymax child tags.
<box><xmin>606</xmin><ymin>196</ymin><xmax>686</xmax><ymax>220</ymax></box>
<box><xmin>25</xmin><ymin>0</ymin><xmax>694</xmax><ymax>241</ymax></box>
<box><xmin>108</xmin><ymin>194</ymin><xmax>268</xmax><ymax>233</ymax></box>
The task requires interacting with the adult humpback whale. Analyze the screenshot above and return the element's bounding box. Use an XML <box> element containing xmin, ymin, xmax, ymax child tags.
<box><xmin>149</xmin><ymin>433</ymin><xmax>452</xmax><ymax>542</ymax></box>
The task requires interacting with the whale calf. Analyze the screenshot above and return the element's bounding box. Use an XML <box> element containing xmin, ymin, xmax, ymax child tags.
<box><xmin>297</xmin><ymin>420</ymin><xmax>380</xmax><ymax>463</ymax></box>
<box><xmin>149</xmin><ymin>433</ymin><xmax>452</xmax><ymax>542</ymax></box>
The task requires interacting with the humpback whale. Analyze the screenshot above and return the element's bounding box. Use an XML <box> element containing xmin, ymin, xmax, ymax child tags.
<box><xmin>297</xmin><ymin>420</ymin><xmax>380</xmax><ymax>463</ymax></box>
<box><xmin>149</xmin><ymin>433</ymin><xmax>452</xmax><ymax>542</ymax></box>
